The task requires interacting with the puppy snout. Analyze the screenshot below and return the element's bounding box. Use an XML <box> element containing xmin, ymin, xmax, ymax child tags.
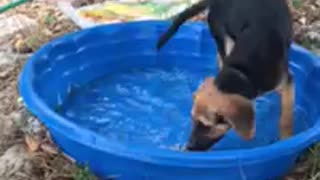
<box><xmin>185</xmin><ymin>136</ymin><xmax>215</xmax><ymax>151</ymax></box>
<box><xmin>186</xmin><ymin>145</ymin><xmax>197</xmax><ymax>151</ymax></box>
<box><xmin>186</xmin><ymin>141</ymin><xmax>202</xmax><ymax>151</ymax></box>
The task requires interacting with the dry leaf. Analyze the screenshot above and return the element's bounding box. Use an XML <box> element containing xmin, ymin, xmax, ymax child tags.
<box><xmin>25</xmin><ymin>135</ymin><xmax>40</xmax><ymax>152</ymax></box>
<box><xmin>13</xmin><ymin>39</ymin><xmax>32</xmax><ymax>53</ymax></box>
<box><xmin>41</xmin><ymin>143</ymin><xmax>58</xmax><ymax>155</ymax></box>
<box><xmin>62</xmin><ymin>153</ymin><xmax>76</xmax><ymax>163</ymax></box>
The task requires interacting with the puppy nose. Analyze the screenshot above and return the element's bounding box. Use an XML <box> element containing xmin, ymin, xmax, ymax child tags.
<box><xmin>185</xmin><ymin>143</ymin><xmax>209</xmax><ymax>151</ymax></box>
<box><xmin>185</xmin><ymin>137</ymin><xmax>197</xmax><ymax>151</ymax></box>
<box><xmin>185</xmin><ymin>137</ymin><xmax>222</xmax><ymax>151</ymax></box>
<box><xmin>185</xmin><ymin>140</ymin><xmax>207</xmax><ymax>151</ymax></box>
<box><xmin>185</xmin><ymin>142</ymin><xmax>197</xmax><ymax>151</ymax></box>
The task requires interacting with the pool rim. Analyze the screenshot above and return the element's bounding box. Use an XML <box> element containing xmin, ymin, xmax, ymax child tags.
<box><xmin>18</xmin><ymin>20</ymin><xmax>320</xmax><ymax>168</ymax></box>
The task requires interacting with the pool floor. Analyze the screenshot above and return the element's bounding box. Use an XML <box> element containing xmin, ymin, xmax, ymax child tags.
<box><xmin>60</xmin><ymin>66</ymin><xmax>310</xmax><ymax>151</ymax></box>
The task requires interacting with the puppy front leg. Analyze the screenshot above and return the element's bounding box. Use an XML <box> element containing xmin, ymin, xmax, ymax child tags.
<box><xmin>208</xmin><ymin>12</ymin><xmax>226</xmax><ymax>72</ymax></box>
<box><xmin>278</xmin><ymin>74</ymin><xmax>294</xmax><ymax>139</ymax></box>
<box><xmin>216</xmin><ymin>35</ymin><xmax>234</xmax><ymax>71</ymax></box>
<box><xmin>217</xmin><ymin>53</ymin><xmax>223</xmax><ymax>70</ymax></box>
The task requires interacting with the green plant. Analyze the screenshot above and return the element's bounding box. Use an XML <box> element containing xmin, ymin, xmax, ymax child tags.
<box><xmin>26</xmin><ymin>36</ymin><xmax>39</xmax><ymax>49</ymax></box>
<box><xmin>44</xmin><ymin>14</ymin><xmax>57</xmax><ymax>26</ymax></box>
<box><xmin>301</xmin><ymin>38</ymin><xmax>314</xmax><ymax>50</ymax></box>
<box><xmin>305</xmin><ymin>144</ymin><xmax>320</xmax><ymax>180</ymax></box>
<box><xmin>292</xmin><ymin>0</ymin><xmax>303</xmax><ymax>9</ymax></box>
<box><xmin>73</xmin><ymin>165</ymin><xmax>98</xmax><ymax>180</ymax></box>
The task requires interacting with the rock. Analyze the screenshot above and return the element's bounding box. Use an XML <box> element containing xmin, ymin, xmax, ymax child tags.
<box><xmin>0</xmin><ymin>52</ymin><xmax>28</xmax><ymax>79</ymax></box>
<box><xmin>0</xmin><ymin>52</ymin><xmax>29</xmax><ymax>155</ymax></box>
<box><xmin>0</xmin><ymin>51</ymin><xmax>12</xmax><ymax>65</ymax></box>
<box><xmin>0</xmin><ymin>145</ymin><xmax>32</xmax><ymax>179</ymax></box>
<box><xmin>305</xmin><ymin>22</ymin><xmax>320</xmax><ymax>44</ymax></box>
<box><xmin>0</xmin><ymin>52</ymin><xmax>29</xmax><ymax>65</ymax></box>
<box><xmin>0</xmin><ymin>62</ymin><xmax>15</xmax><ymax>79</ymax></box>
<box><xmin>299</xmin><ymin>17</ymin><xmax>307</xmax><ymax>25</ymax></box>
<box><xmin>0</xmin><ymin>114</ymin><xmax>15</xmax><ymax>136</ymax></box>
<box><xmin>18</xmin><ymin>108</ymin><xmax>42</xmax><ymax>135</ymax></box>
<box><xmin>0</xmin><ymin>14</ymin><xmax>38</xmax><ymax>46</ymax></box>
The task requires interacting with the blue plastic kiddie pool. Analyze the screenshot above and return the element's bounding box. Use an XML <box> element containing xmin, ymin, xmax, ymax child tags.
<box><xmin>19</xmin><ymin>21</ymin><xmax>320</xmax><ymax>180</ymax></box>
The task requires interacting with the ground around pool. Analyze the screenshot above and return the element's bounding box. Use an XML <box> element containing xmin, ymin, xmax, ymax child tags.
<box><xmin>0</xmin><ymin>0</ymin><xmax>320</xmax><ymax>179</ymax></box>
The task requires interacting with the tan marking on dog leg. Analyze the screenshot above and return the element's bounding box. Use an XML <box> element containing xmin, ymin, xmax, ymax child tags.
<box><xmin>225</xmin><ymin>35</ymin><xmax>235</xmax><ymax>56</ymax></box>
<box><xmin>279</xmin><ymin>80</ymin><xmax>294</xmax><ymax>139</ymax></box>
<box><xmin>217</xmin><ymin>53</ymin><xmax>223</xmax><ymax>70</ymax></box>
<box><xmin>216</xmin><ymin>35</ymin><xmax>234</xmax><ymax>71</ymax></box>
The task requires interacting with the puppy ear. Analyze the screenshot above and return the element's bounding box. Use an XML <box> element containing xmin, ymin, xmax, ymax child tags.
<box><xmin>218</xmin><ymin>95</ymin><xmax>255</xmax><ymax>140</ymax></box>
<box><xmin>198</xmin><ymin>77</ymin><xmax>216</xmax><ymax>91</ymax></box>
<box><xmin>203</xmin><ymin>77</ymin><xmax>215</xmax><ymax>85</ymax></box>
<box><xmin>194</xmin><ymin>77</ymin><xmax>216</xmax><ymax>100</ymax></box>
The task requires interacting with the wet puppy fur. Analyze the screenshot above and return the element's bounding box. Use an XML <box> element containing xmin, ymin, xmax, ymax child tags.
<box><xmin>157</xmin><ymin>0</ymin><xmax>294</xmax><ymax>151</ymax></box>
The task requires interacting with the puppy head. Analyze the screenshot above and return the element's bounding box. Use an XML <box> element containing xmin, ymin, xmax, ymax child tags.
<box><xmin>186</xmin><ymin>77</ymin><xmax>255</xmax><ymax>151</ymax></box>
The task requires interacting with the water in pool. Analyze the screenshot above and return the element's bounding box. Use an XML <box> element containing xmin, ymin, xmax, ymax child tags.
<box><xmin>60</xmin><ymin>66</ymin><xmax>310</xmax><ymax>151</ymax></box>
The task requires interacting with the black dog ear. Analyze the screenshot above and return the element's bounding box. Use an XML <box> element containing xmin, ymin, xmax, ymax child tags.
<box><xmin>217</xmin><ymin>94</ymin><xmax>255</xmax><ymax>140</ymax></box>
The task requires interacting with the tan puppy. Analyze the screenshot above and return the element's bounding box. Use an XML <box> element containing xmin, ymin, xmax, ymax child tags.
<box><xmin>187</xmin><ymin>77</ymin><xmax>255</xmax><ymax>151</ymax></box>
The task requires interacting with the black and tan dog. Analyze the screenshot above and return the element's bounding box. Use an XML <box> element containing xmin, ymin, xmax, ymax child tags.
<box><xmin>157</xmin><ymin>0</ymin><xmax>294</xmax><ymax>151</ymax></box>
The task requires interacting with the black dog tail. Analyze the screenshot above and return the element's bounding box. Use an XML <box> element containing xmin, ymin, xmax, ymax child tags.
<box><xmin>157</xmin><ymin>0</ymin><xmax>210</xmax><ymax>50</ymax></box>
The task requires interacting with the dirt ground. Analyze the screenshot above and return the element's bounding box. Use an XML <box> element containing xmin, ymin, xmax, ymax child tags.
<box><xmin>0</xmin><ymin>0</ymin><xmax>319</xmax><ymax>180</ymax></box>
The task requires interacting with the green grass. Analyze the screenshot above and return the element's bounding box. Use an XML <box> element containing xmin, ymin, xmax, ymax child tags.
<box><xmin>44</xmin><ymin>14</ymin><xmax>57</xmax><ymax>26</ymax></box>
<box><xmin>304</xmin><ymin>144</ymin><xmax>320</xmax><ymax>180</ymax></box>
<box><xmin>292</xmin><ymin>0</ymin><xmax>303</xmax><ymax>9</ymax></box>
<box><xmin>301</xmin><ymin>38</ymin><xmax>315</xmax><ymax>50</ymax></box>
<box><xmin>73</xmin><ymin>165</ymin><xmax>98</xmax><ymax>180</ymax></box>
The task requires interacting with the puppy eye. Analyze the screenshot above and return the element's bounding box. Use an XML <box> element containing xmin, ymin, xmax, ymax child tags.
<box><xmin>215</xmin><ymin>114</ymin><xmax>225</xmax><ymax>124</ymax></box>
<box><xmin>195</xmin><ymin>120</ymin><xmax>210</xmax><ymax>129</ymax></box>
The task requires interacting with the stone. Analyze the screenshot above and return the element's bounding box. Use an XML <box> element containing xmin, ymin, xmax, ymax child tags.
<box><xmin>0</xmin><ymin>145</ymin><xmax>32</xmax><ymax>179</ymax></box>
<box><xmin>0</xmin><ymin>52</ymin><xmax>27</xmax><ymax>79</ymax></box>
<box><xmin>306</xmin><ymin>22</ymin><xmax>320</xmax><ymax>43</ymax></box>
<box><xmin>0</xmin><ymin>14</ymin><xmax>38</xmax><ymax>45</ymax></box>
